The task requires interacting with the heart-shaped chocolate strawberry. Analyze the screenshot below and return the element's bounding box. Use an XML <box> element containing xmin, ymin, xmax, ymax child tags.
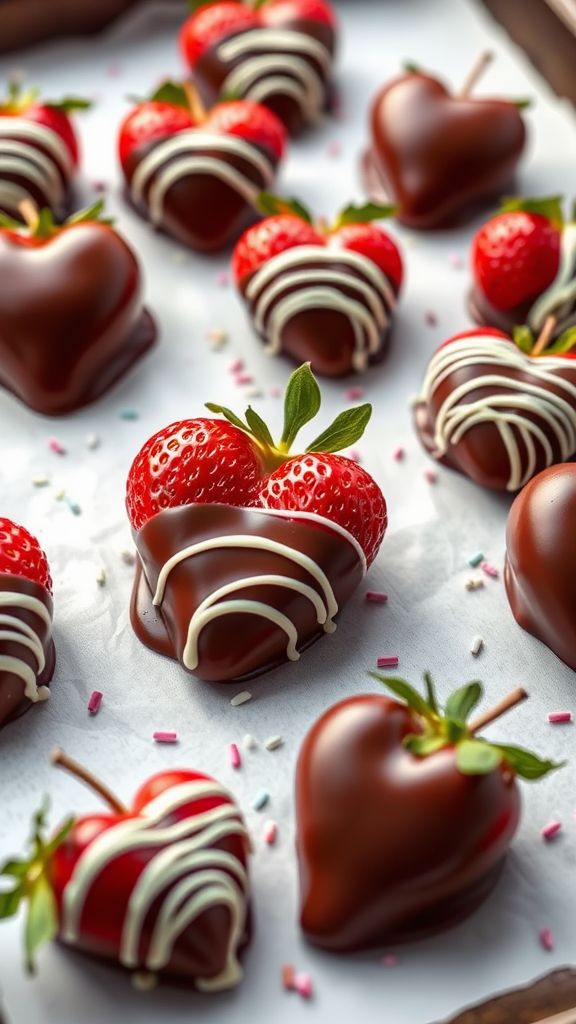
<box><xmin>362</xmin><ymin>61</ymin><xmax>526</xmax><ymax>229</ymax></box>
<box><xmin>119</xmin><ymin>84</ymin><xmax>286</xmax><ymax>252</ymax></box>
<box><xmin>180</xmin><ymin>0</ymin><xmax>337</xmax><ymax>135</ymax></box>
<box><xmin>0</xmin><ymin>202</ymin><xmax>156</xmax><ymax>416</ymax></box>
<box><xmin>131</xmin><ymin>503</ymin><xmax>365</xmax><ymax>682</ymax></box>
<box><xmin>233</xmin><ymin>199</ymin><xmax>403</xmax><ymax>377</ymax></box>
<box><xmin>1</xmin><ymin>758</ymin><xmax>252</xmax><ymax>991</ymax></box>
<box><xmin>505</xmin><ymin>462</ymin><xmax>576</xmax><ymax>672</ymax></box>
<box><xmin>296</xmin><ymin>677</ymin><xmax>560</xmax><ymax>951</ymax></box>
<box><xmin>414</xmin><ymin>328</ymin><xmax>576</xmax><ymax>492</ymax></box>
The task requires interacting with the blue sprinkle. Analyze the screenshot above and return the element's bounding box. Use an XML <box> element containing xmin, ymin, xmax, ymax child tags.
<box><xmin>252</xmin><ymin>790</ymin><xmax>270</xmax><ymax>812</ymax></box>
<box><xmin>467</xmin><ymin>551</ymin><xmax>484</xmax><ymax>568</ymax></box>
<box><xmin>65</xmin><ymin>496</ymin><xmax>82</xmax><ymax>516</ymax></box>
<box><xmin>120</xmin><ymin>408</ymin><xmax>139</xmax><ymax>421</ymax></box>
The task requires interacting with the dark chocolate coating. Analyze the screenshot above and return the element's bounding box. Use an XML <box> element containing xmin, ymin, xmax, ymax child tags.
<box><xmin>432</xmin><ymin>968</ymin><xmax>576</xmax><ymax>1023</ymax></box>
<box><xmin>505</xmin><ymin>462</ymin><xmax>576</xmax><ymax>671</ymax></box>
<box><xmin>124</xmin><ymin>132</ymin><xmax>280</xmax><ymax>252</ymax></box>
<box><xmin>296</xmin><ymin>695</ymin><xmax>520</xmax><ymax>951</ymax></box>
<box><xmin>0</xmin><ymin>574</ymin><xmax>55</xmax><ymax>730</ymax></box>
<box><xmin>0</xmin><ymin>118</ymin><xmax>72</xmax><ymax>221</ymax></box>
<box><xmin>0</xmin><ymin>223</ymin><xmax>156</xmax><ymax>416</ymax></box>
<box><xmin>468</xmin><ymin>285</ymin><xmax>576</xmax><ymax>338</ymax></box>
<box><xmin>192</xmin><ymin>20</ymin><xmax>336</xmax><ymax>135</ymax></box>
<box><xmin>239</xmin><ymin>250</ymin><xmax>398</xmax><ymax>378</ymax></box>
<box><xmin>130</xmin><ymin>503</ymin><xmax>364</xmax><ymax>682</ymax></box>
<box><xmin>362</xmin><ymin>73</ymin><xmax>525</xmax><ymax>229</ymax></box>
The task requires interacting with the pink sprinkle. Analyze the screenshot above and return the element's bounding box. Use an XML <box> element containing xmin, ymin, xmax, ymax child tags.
<box><xmin>87</xmin><ymin>690</ymin><xmax>103</xmax><ymax>715</ymax></box>
<box><xmin>153</xmin><ymin>731</ymin><xmax>178</xmax><ymax>743</ymax></box>
<box><xmin>349</xmin><ymin>448</ymin><xmax>362</xmax><ymax>463</ymax></box>
<box><xmin>424</xmin><ymin>469</ymin><xmax>437</xmax><ymax>483</ymax></box>
<box><xmin>48</xmin><ymin>437</ymin><xmax>66</xmax><ymax>455</ymax></box>
<box><xmin>263</xmin><ymin>820</ymin><xmax>277</xmax><ymax>845</ymax></box>
<box><xmin>216</xmin><ymin>271</ymin><xmax>230</xmax><ymax>287</ymax></box>
<box><xmin>449</xmin><ymin>252</ymin><xmax>464</xmax><ymax>269</ymax></box>
<box><xmin>393</xmin><ymin>446</ymin><xmax>405</xmax><ymax>461</ymax></box>
<box><xmin>365</xmin><ymin>591</ymin><xmax>388</xmax><ymax>604</ymax></box>
<box><xmin>282</xmin><ymin>964</ymin><xmax>296</xmax><ymax>990</ymax></box>
<box><xmin>327</xmin><ymin>140</ymin><xmax>342</xmax><ymax>158</ymax></box>
<box><xmin>382</xmin><ymin>954</ymin><xmax>399</xmax><ymax>967</ymax></box>
<box><xmin>377</xmin><ymin>656</ymin><xmax>399</xmax><ymax>669</ymax></box>
<box><xmin>480</xmin><ymin>561</ymin><xmax>499</xmax><ymax>579</ymax></box>
<box><xmin>425</xmin><ymin>310</ymin><xmax>438</xmax><ymax>327</ymax></box>
<box><xmin>539</xmin><ymin>928</ymin><xmax>554</xmax><ymax>951</ymax></box>
<box><xmin>294</xmin><ymin>972</ymin><xmax>313</xmax><ymax>999</ymax></box>
<box><xmin>548</xmin><ymin>711</ymin><xmax>573</xmax><ymax>724</ymax></box>
<box><xmin>235</xmin><ymin>372</ymin><xmax>254</xmax><ymax>385</ymax></box>
<box><xmin>91</xmin><ymin>180</ymin><xmax>107</xmax><ymax>193</ymax></box>
<box><xmin>106</xmin><ymin>63</ymin><xmax>122</xmax><ymax>78</ymax></box>
<box><xmin>542</xmin><ymin>820</ymin><xmax>562</xmax><ymax>841</ymax></box>
<box><xmin>346</xmin><ymin>387</ymin><xmax>364</xmax><ymax>400</ymax></box>
<box><xmin>230</xmin><ymin>742</ymin><xmax>241</xmax><ymax>769</ymax></box>
<box><xmin>228</xmin><ymin>358</ymin><xmax>244</xmax><ymax>373</ymax></box>
<box><xmin>269</xmin><ymin>386</ymin><xmax>282</xmax><ymax>398</ymax></box>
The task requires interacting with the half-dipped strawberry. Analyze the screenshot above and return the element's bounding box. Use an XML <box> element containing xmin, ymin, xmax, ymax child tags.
<box><xmin>118</xmin><ymin>80</ymin><xmax>287</xmax><ymax>251</ymax></box>
<box><xmin>180</xmin><ymin>0</ymin><xmax>338</xmax><ymax>134</ymax></box>
<box><xmin>233</xmin><ymin>196</ymin><xmax>403</xmax><ymax>376</ymax></box>
<box><xmin>0</xmin><ymin>752</ymin><xmax>251</xmax><ymax>989</ymax></box>
<box><xmin>126</xmin><ymin>364</ymin><xmax>385</xmax><ymax>681</ymax></box>
<box><xmin>0</xmin><ymin>518</ymin><xmax>55</xmax><ymax>728</ymax></box>
<box><xmin>0</xmin><ymin>80</ymin><xmax>90</xmax><ymax>220</ymax></box>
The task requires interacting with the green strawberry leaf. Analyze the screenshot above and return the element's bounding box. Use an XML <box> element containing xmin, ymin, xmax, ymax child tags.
<box><xmin>2</xmin><ymin>82</ymin><xmax>39</xmax><ymax>110</ymax></box>
<box><xmin>494</xmin><ymin>743</ymin><xmax>565</xmax><ymax>780</ymax></box>
<box><xmin>403</xmin><ymin>733</ymin><xmax>446</xmax><ymax>756</ymax></box>
<box><xmin>205</xmin><ymin>402</ymin><xmax>249</xmax><ymax>433</ymax></box>
<box><xmin>66</xmin><ymin>199</ymin><xmax>113</xmax><ymax>227</ymax></box>
<box><xmin>370</xmin><ymin>673</ymin><xmax>437</xmax><ymax>721</ymax></box>
<box><xmin>187</xmin><ymin>0</ymin><xmax>218</xmax><ymax>10</ymax></box>
<box><xmin>24</xmin><ymin>874</ymin><xmax>58</xmax><ymax>975</ymax></box>
<box><xmin>45</xmin><ymin>96</ymin><xmax>92</xmax><ymax>113</ymax></box>
<box><xmin>34</xmin><ymin>208</ymin><xmax>57</xmax><ymax>239</ymax></box>
<box><xmin>0</xmin><ymin>211</ymin><xmax>23</xmax><ymax>230</ymax></box>
<box><xmin>149</xmin><ymin>80</ymin><xmax>190</xmax><ymax>109</ymax></box>
<box><xmin>0</xmin><ymin>859</ymin><xmax>30</xmax><ymax>880</ymax></box>
<box><xmin>254</xmin><ymin>191</ymin><xmax>313</xmax><ymax>224</ymax></box>
<box><xmin>444</xmin><ymin>681</ymin><xmax>483</xmax><ymax>724</ymax></box>
<box><xmin>280</xmin><ymin>363</ymin><xmax>321</xmax><ymax>450</ymax></box>
<box><xmin>403</xmin><ymin>61</ymin><xmax>421</xmax><ymax>73</ymax></box>
<box><xmin>423</xmin><ymin>671</ymin><xmax>440</xmax><ymax>715</ymax></box>
<box><xmin>245</xmin><ymin>407</ymin><xmax>275</xmax><ymax>448</ymax></box>
<box><xmin>335</xmin><ymin>201</ymin><xmax>397</xmax><ymax>228</ymax></box>
<box><xmin>499</xmin><ymin>195</ymin><xmax>564</xmax><ymax>228</ymax></box>
<box><xmin>0</xmin><ymin>885</ymin><xmax>24</xmax><ymax>919</ymax></box>
<box><xmin>544</xmin><ymin>326</ymin><xmax>576</xmax><ymax>355</ymax></box>
<box><xmin>456</xmin><ymin>739</ymin><xmax>503</xmax><ymax>775</ymax></box>
<box><xmin>306</xmin><ymin>404</ymin><xmax>372</xmax><ymax>454</ymax></box>
<box><xmin>513</xmin><ymin>324</ymin><xmax>534</xmax><ymax>354</ymax></box>
<box><xmin>220</xmin><ymin>88</ymin><xmax>245</xmax><ymax>102</ymax></box>
<box><xmin>513</xmin><ymin>98</ymin><xmax>532</xmax><ymax>109</ymax></box>
<box><xmin>44</xmin><ymin>817</ymin><xmax>74</xmax><ymax>858</ymax></box>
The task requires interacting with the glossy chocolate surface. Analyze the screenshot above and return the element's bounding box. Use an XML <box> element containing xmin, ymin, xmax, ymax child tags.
<box><xmin>296</xmin><ymin>694</ymin><xmax>520</xmax><ymax>951</ymax></box>
<box><xmin>0</xmin><ymin>574</ymin><xmax>55</xmax><ymax>729</ymax></box>
<box><xmin>505</xmin><ymin>462</ymin><xmax>576</xmax><ymax>671</ymax></box>
<box><xmin>468</xmin><ymin>284</ymin><xmax>576</xmax><ymax>337</ymax></box>
<box><xmin>130</xmin><ymin>503</ymin><xmax>364</xmax><ymax>683</ymax></box>
<box><xmin>432</xmin><ymin>968</ymin><xmax>576</xmax><ymax>1023</ymax></box>
<box><xmin>0</xmin><ymin>224</ymin><xmax>156</xmax><ymax>416</ymax></box>
<box><xmin>363</xmin><ymin>73</ymin><xmax>525</xmax><ymax>229</ymax></box>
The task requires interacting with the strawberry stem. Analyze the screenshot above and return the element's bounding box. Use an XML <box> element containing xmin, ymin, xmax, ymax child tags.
<box><xmin>183</xmin><ymin>80</ymin><xmax>206</xmax><ymax>123</ymax></box>
<box><xmin>18</xmin><ymin>199</ymin><xmax>39</xmax><ymax>231</ymax></box>
<box><xmin>458</xmin><ymin>50</ymin><xmax>494</xmax><ymax>98</ymax></box>
<box><xmin>531</xmin><ymin>314</ymin><xmax>557</xmax><ymax>356</ymax></box>
<box><xmin>51</xmin><ymin>749</ymin><xmax>128</xmax><ymax>815</ymax></box>
<box><xmin>468</xmin><ymin>687</ymin><xmax>528</xmax><ymax>734</ymax></box>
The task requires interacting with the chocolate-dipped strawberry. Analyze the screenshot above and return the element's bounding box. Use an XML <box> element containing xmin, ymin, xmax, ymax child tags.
<box><xmin>470</xmin><ymin>195</ymin><xmax>576</xmax><ymax>339</ymax></box>
<box><xmin>297</xmin><ymin>676</ymin><xmax>561</xmax><ymax>951</ymax></box>
<box><xmin>126</xmin><ymin>363</ymin><xmax>386</xmax><ymax>681</ymax></box>
<box><xmin>119</xmin><ymin>80</ymin><xmax>286</xmax><ymax>251</ymax></box>
<box><xmin>505</xmin><ymin>462</ymin><xmax>576</xmax><ymax>672</ymax></box>
<box><xmin>414</xmin><ymin>319</ymin><xmax>576</xmax><ymax>492</ymax></box>
<box><xmin>0</xmin><ymin>518</ymin><xmax>55</xmax><ymax>729</ymax></box>
<box><xmin>180</xmin><ymin>0</ymin><xmax>337</xmax><ymax>135</ymax></box>
<box><xmin>0</xmin><ymin>81</ymin><xmax>89</xmax><ymax>221</ymax></box>
<box><xmin>433</xmin><ymin>968</ymin><xmax>576</xmax><ymax>1024</ymax></box>
<box><xmin>363</xmin><ymin>52</ymin><xmax>527</xmax><ymax>229</ymax></box>
<box><xmin>0</xmin><ymin>750</ymin><xmax>251</xmax><ymax>990</ymax></box>
<box><xmin>233</xmin><ymin>197</ymin><xmax>403</xmax><ymax>377</ymax></box>
<box><xmin>0</xmin><ymin>199</ymin><xmax>156</xmax><ymax>416</ymax></box>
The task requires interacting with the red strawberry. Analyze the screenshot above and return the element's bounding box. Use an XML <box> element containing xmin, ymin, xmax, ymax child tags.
<box><xmin>329</xmin><ymin>221</ymin><xmax>403</xmax><ymax>293</ymax></box>
<box><xmin>0</xmin><ymin>82</ymin><xmax>89</xmax><ymax>167</ymax></box>
<box><xmin>180</xmin><ymin>2</ymin><xmax>260</xmax><ymax>68</ymax></box>
<box><xmin>472</xmin><ymin>201</ymin><xmax>562</xmax><ymax>312</ymax></box>
<box><xmin>259</xmin><ymin>452</ymin><xmax>387</xmax><ymax>567</ymax></box>
<box><xmin>205</xmin><ymin>99</ymin><xmax>287</xmax><ymax>161</ymax></box>
<box><xmin>1</xmin><ymin>754</ymin><xmax>251</xmax><ymax>987</ymax></box>
<box><xmin>232</xmin><ymin>212</ymin><xmax>323</xmax><ymax>282</ymax></box>
<box><xmin>118</xmin><ymin>100</ymin><xmax>194</xmax><ymax>168</ymax></box>
<box><xmin>0</xmin><ymin>518</ymin><xmax>52</xmax><ymax>593</ymax></box>
<box><xmin>261</xmin><ymin>0</ymin><xmax>337</xmax><ymax>28</ymax></box>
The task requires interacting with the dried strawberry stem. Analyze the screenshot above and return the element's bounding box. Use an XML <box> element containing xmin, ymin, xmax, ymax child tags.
<box><xmin>183</xmin><ymin>80</ymin><xmax>206</xmax><ymax>122</ymax></box>
<box><xmin>18</xmin><ymin>199</ymin><xmax>38</xmax><ymax>230</ymax></box>
<box><xmin>51</xmin><ymin>749</ymin><xmax>128</xmax><ymax>815</ymax></box>
<box><xmin>469</xmin><ymin>687</ymin><xmax>528</xmax><ymax>734</ymax></box>
<box><xmin>531</xmin><ymin>314</ymin><xmax>557</xmax><ymax>356</ymax></box>
<box><xmin>459</xmin><ymin>50</ymin><xmax>494</xmax><ymax>97</ymax></box>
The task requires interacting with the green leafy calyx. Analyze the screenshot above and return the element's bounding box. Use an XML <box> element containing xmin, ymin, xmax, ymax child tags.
<box><xmin>0</xmin><ymin>199</ymin><xmax>113</xmax><ymax>240</ymax></box>
<box><xmin>333</xmin><ymin>202</ymin><xmax>398</xmax><ymax>230</ymax></box>
<box><xmin>148</xmin><ymin>80</ymin><xmax>190</xmax><ymax>110</ymax></box>
<box><xmin>513</xmin><ymin>323</ymin><xmax>576</xmax><ymax>357</ymax></box>
<box><xmin>499</xmin><ymin>195</ymin><xmax>565</xmax><ymax>228</ymax></box>
<box><xmin>254</xmin><ymin>191</ymin><xmax>313</xmax><ymax>224</ymax></box>
<box><xmin>206</xmin><ymin>362</ymin><xmax>372</xmax><ymax>471</ymax></box>
<box><xmin>0</xmin><ymin>800</ymin><xmax>74</xmax><ymax>974</ymax></box>
<box><xmin>370</xmin><ymin>673</ymin><xmax>564</xmax><ymax>781</ymax></box>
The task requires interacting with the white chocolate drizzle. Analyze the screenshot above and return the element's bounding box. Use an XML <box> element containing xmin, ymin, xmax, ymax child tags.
<box><xmin>130</xmin><ymin>130</ymin><xmax>275</xmax><ymax>226</ymax></box>
<box><xmin>528</xmin><ymin>223</ymin><xmax>576</xmax><ymax>332</ymax></box>
<box><xmin>217</xmin><ymin>29</ymin><xmax>332</xmax><ymax>122</ymax></box>
<box><xmin>0</xmin><ymin>591</ymin><xmax>52</xmax><ymax>702</ymax></box>
<box><xmin>419</xmin><ymin>334</ymin><xmax>576</xmax><ymax>490</ymax></box>
<box><xmin>245</xmin><ymin>245</ymin><xmax>396</xmax><ymax>372</ymax></box>
<box><xmin>62</xmin><ymin>779</ymin><xmax>250</xmax><ymax>992</ymax></box>
<box><xmin>0</xmin><ymin>118</ymin><xmax>72</xmax><ymax>214</ymax></box>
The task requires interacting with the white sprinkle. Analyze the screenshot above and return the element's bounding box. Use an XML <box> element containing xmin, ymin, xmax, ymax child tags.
<box><xmin>243</xmin><ymin>733</ymin><xmax>258</xmax><ymax>751</ymax></box>
<box><xmin>470</xmin><ymin>635</ymin><xmax>484</xmax><ymax>657</ymax></box>
<box><xmin>230</xmin><ymin>690</ymin><xmax>252</xmax><ymax>707</ymax></box>
<box><xmin>32</xmin><ymin>475</ymin><xmax>50</xmax><ymax>487</ymax></box>
<box><xmin>85</xmin><ymin>433</ymin><xmax>101</xmax><ymax>450</ymax></box>
<box><xmin>465</xmin><ymin>578</ymin><xmax>485</xmax><ymax>592</ymax></box>
<box><xmin>207</xmin><ymin>327</ymin><xmax>228</xmax><ymax>349</ymax></box>
<box><xmin>95</xmin><ymin>567</ymin><xmax>107</xmax><ymax>587</ymax></box>
<box><xmin>243</xmin><ymin>386</ymin><xmax>263</xmax><ymax>399</ymax></box>
<box><xmin>264</xmin><ymin>735</ymin><xmax>283</xmax><ymax>751</ymax></box>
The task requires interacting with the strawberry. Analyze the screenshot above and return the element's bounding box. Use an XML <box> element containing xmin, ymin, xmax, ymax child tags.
<box><xmin>118</xmin><ymin>100</ymin><xmax>194</xmax><ymax>168</ymax></box>
<box><xmin>0</xmin><ymin>518</ymin><xmax>52</xmax><ymax>593</ymax></box>
<box><xmin>472</xmin><ymin>198</ymin><xmax>563</xmax><ymax>311</ymax></box>
<box><xmin>0</xmin><ymin>81</ymin><xmax>90</xmax><ymax>168</ymax></box>
<box><xmin>205</xmin><ymin>99</ymin><xmax>287</xmax><ymax>160</ymax></box>
<box><xmin>232</xmin><ymin>212</ymin><xmax>323</xmax><ymax>282</ymax></box>
<box><xmin>260</xmin><ymin>0</ymin><xmax>337</xmax><ymax>28</ymax></box>
<box><xmin>180</xmin><ymin>2</ymin><xmax>260</xmax><ymax>68</ymax></box>
<box><xmin>329</xmin><ymin>220</ymin><xmax>404</xmax><ymax>292</ymax></box>
<box><xmin>126</xmin><ymin>363</ymin><xmax>385</xmax><ymax>565</ymax></box>
<box><xmin>0</xmin><ymin>753</ymin><xmax>251</xmax><ymax>987</ymax></box>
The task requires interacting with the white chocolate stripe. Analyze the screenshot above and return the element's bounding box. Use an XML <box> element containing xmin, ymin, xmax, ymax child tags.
<box><xmin>254</xmin><ymin>507</ymin><xmax>367</xmax><ymax>572</ymax></box>
<box><xmin>420</xmin><ymin>335</ymin><xmax>576</xmax><ymax>490</ymax></box>
<box><xmin>253</xmin><ymin>268</ymin><xmax>388</xmax><ymax>332</ymax></box>
<box><xmin>0</xmin><ymin>155</ymin><xmax>62</xmax><ymax>207</ymax></box>
<box><xmin>0</xmin><ymin>118</ymin><xmax>73</xmax><ymax>175</ymax></box>
<box><xmin>0</xmin><ymin>180</ymin><xmax>31</xmax><ymax>213</ymax></box>
<box><xmin>217</xmin><ymin>28</ymin><xmax>332</xmax><ymax>70</ymax></box>
<box><xmin>0</xmin><ymin>593</ymin><xmax>52</xmax><ymax>702</ymax></box>
<box><xmin>147</xmin><ymin>157</ymin><xmax>260</xmax><ymax>223</ymax></box>
<box><xmin>246</xmin><ymin>245</ymin><xmax>396</xmax><ymax>308</ymax></box>
<box><xmin>529</xmin><ymin>223</ymin><xmax>576</xmax><ymax>332</ymax></box>
<box><xmin>243</xmin><ymin>75</ymin><xmax>311</xmax><ymax>111</ymax></box>
<box><xmin>221</xmin><ymin>54</ymin><xmax>325</xmax><ymax>118</ymax></box>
